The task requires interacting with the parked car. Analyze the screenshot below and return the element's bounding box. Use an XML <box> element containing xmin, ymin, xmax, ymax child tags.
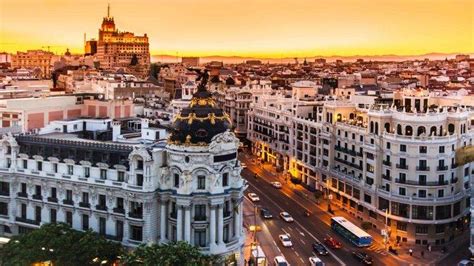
<box><xmin>309</xmin><ymin>256</ymin><xmax>325</xmax><ymax>266</ymax></box>
<box><xmin>352</xmin><ymin>251</ymin><xmax>373</xmax><ymax>265</ymax></box>
<box><xmin>271</xmin><ymin>181</ymin><xmax>282</xmax><ymax>188</ymax></box>
<box><xmin>312</xmin><ymin>241</ymin><xmax>329</xmax><ymax>256</ymax></box>
<box><xmin>274</xmin><ymin>256</ymin><xmax>289</xmax><ymax>266</ymax></box>
<box><xmin>279</xmin><ymin>212</ymin><xmax>294</xmax><ymax>222</ymax></box>
<box><xmin>458</xmin><ymin>260</ymin><xmax>474</xmax><ymax>266</ymax></box>
<box><xmin>248</xmin><ymin>193</ymin><xmax>260</xmax><ymax>202</ymax></box>
<box><xmin>279</xmin><ymin>234</ymin><xmax>293</xmax><ymax>247</ymax></box>
<box><xmin>323</xmin><ymin>236</ymin><xmax>342</xmax><ymax>249</ymax></box>
<box><xmin>260</xmin><ymin>208</ymin><xmax>273</xmax><ymax>219</ymax></box>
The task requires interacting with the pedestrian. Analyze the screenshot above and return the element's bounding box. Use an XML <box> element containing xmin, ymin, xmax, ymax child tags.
<box><xmin>409</xmin><ymin>248</ymin><xmax>413</xmax><ymax>256</ymax></box>
<box><xmin>428</xmin><ymin>245</ymin><xmax>432</xmax><ymax>252</ymax></box>
<box><xmin>421</xmin><ymin>251</ymin><xmax>424</xmax><ymax>258</ymax></box>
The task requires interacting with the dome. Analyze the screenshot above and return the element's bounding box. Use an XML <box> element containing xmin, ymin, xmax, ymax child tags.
<box><xmin>169</xmin><ymin>71</ymin><xmax>231</xmax><ymax>145</ymax></box>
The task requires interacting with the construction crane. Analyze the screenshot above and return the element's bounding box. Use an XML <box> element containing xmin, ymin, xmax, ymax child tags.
<box><xmin>41</xmin><ymin>45</ymin><xmax>64</xmax><ymax>54</ymax></box>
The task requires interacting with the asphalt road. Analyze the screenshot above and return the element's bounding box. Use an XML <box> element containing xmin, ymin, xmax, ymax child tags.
<box><xmin>240</xmin><ymin>152</ymin><xmax>402</xmax><ymax>266</ymax></box>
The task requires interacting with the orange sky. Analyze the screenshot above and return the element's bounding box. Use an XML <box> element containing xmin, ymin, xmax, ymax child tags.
<box><xmin>0</xmin><ymin>0</ymin><xmax>472</xmax><ymax>57</ymax></box>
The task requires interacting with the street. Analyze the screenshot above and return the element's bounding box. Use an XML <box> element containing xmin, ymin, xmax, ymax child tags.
<box><xmin>240</xmin><ymin>152</ymin><xmax>403</xmax><ymax>266</ymax></box>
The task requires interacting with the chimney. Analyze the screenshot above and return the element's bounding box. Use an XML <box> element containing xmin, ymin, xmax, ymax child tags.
<box><xmin>112</xmin><ymin>121</ymin><xmax>121</xmax><ymax>141</ymax></box>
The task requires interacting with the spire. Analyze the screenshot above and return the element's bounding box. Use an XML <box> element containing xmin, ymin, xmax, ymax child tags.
<box><xmin>107</xmin><ymin>3</ymin><xmax>110</xmax><ymax>18</ymax></box>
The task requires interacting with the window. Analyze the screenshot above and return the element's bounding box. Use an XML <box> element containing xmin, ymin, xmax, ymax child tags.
<box><xmin>194</xmin><ymin>205</ymin><xmax>206</xmax><ymax>221</ymax></box>
<box><xmin>52</xmin><ymin>163</ymin><xmax>58</xmax><ymax>173</ymax></box>
<box><xmin>0</xmin><ymin>202</ymin><xmax>8</xmax><ymax>216</ymax></box>
<box><xmin>35</xmin><ymin>185</ymin><xmax>41</xmax><ymax>197</ymax></box>
<box><xmin>174</xmin><ymin>174</ymin><xmax>179</xmax><ymax>188</ymax></box>
<box><xmin>67</xmin><ymin>165</ymin><xmax>73</xmax><ymax>175</ymax></box>
<box><xmin>397</xmin><ymin>222</ymin><xmax>407</xmax><ymax>231</ymax></box>
<box><xmin>82</xmin><ymin>214</ymin><xmax>89</xmax><ymax>231</ymax></box>
<box><xmin>50</xmin><ymin>187</ymin><xmax>57</xmax><ymax>199</ymax></box>
<box><xmin>34</xmin><ymin>206</ymin><xmax>41</xmax><ymax>222</ymax></box>
<box><xmin>197</xmin><ymin>176</ymin><xmax>206</xmax><ymax>189</ymax></box>
<box><xmin>116</xmin><ymin>197</ymin><xmax>124</xmax><ymax>209</ymax></box>
<box><xmin>21</xmin><ymin>183</ymin><xmax>26</xmax><ymax>194</ymax></box>
<box><xmin>399</xmin><ymin>187</ymin><xmax>406</xmax><ymax>196</ymax></box>
<box><xmin>118</xmin><ymin>171</ymin><xmax>125</xmax><ymax>182</ymax></box>
<box><xmin>435</xmin><ymin>224</ymin><xmax>445</xmax><ymax>234</ymax></box>
<box><xmin>194</xmin><ymin>229</ymin><xmax>206</xmax><ymax>247</ymax></box>
<box><xmin>84</xmin><ymin>167</ymin><xmax>90</xmax><ymax>178</ymax></box>
<box><xmin>386</xmin><ymin>142</ymin><xmax>391</xmax><ymax>149</ymax></box>
<box><xmin>418</xmin><ymin>190</ymin><xmax>426</xmax><ymax>198</ymax></box>
<box><xmin>130</xmin><ymin>225</ymin><xmax>143</xmax><ymax>241</ymax></box>
<box><xmin>136</xmin><ymin>174</ymin><xmax>143</xmax><ymax>186</ymax></box>
<box><xmin>416</xmin><ymin>225</ymin><xmax>428</xmax><ymax>234</ymax></box>
<box><xmin>23</xmin><ymin>159</ymin><xmax>27</xmax><ymax>169</ymax></box>
<box><xmin>419</xmin><ymin>175</ymin><xmax>427</xmax><ymax>185</ymax></box>
<box><xmin>66</xmin><ymin>211</ymin><xmax>73</xmax><ymax>226</ymax></box>
<box><xmin>222</xmin><ymin>173</ymin><xmax>229</xmax><ymax>187</ymax></box>
<box><xmin>364</xmin><ymin>194</ymin><xmax>371</xmax><ymax>204</ymax></box>
<box><xmin>50</xmin><ymin>209</ymin><xmax>57</xmax><ymax>223</ymax></box>
<box><xmin>100</xmin><ymin>169</ymin><xmax>107</xmax><ymax>180</ymax></box>
<box><xmin>439</xmin><ymin>146</ymin><xmax>445</xmax><ymax>153</ymax></box>
<box><xmin>116</xmin><ymin>221</ymin><xmax>124</xmax><ymax>240</ymax></box>
<box><xmin>99</xmin><ymin>217</ymin><xmax>106</xmax><ymax>235</ymax></box>
<box><xmin>0</xmin><ymin>182</ymin><xmax>9</xmax><ymax>195</ymax></box>
<box><xmin>400</xmin><ymin>144</ymin><xmax>406</xmax><ymax>152</ymax></box>
<box><xmin>66</xmin><ymin>190</ymin><xmax>73</xmax><ymax>201</ymax></box>
<box><xmin>37</xmin><ymin>161</ymin><xmax>42</xmax><ymax>171</ymax></box>
<box><xmin>438</xmin><ymin>189</ymin><xmax>444</xmax><ymax>198</ymax></box>
<box><xmin>419</xmin><ymin>146</ymin><xmax>427</xmax><ymax>154</ymax></box>
<box><xmin>136</xmin><ymin>160</ymin><xmax>143</xmax><ymax>170</ymax></box>
<box><xmin>82</xmin><ymin>192</ymin><xmax>89</xmax><ymax>204</ymax></box>
<box><xmin>99</xmin><ymin>194</ymin><xmax>106</xmax><ymax>207</ymax></box>
<box><xmin>21</xmin><ymin>203</ymin><xmax>26</xmax><ymax>218</ymax></box>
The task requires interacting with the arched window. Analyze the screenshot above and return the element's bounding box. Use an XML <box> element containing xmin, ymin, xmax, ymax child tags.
<box><xmin>448</xmin><ymin>124</ymin><xmax>455</xmax><ymax>135</ymax></box>
<box><xmin>370</xmin><ymin>121</ymin><xmax>374</xmax><ymax>133</ymax></box>
<box><xmin>384</xmin><ymin>123</ymin><xmax>390</xmax><ymax>133</ymax></box>
<box><xmin>374</xmin><ymin>122</ymin><xmax>379</xmax><ymax>135</ymax></box>
<box><xmin>397</xmin><ymin>124</ymin><xmax>402</xmax><ymax>135</ymax></box>
<box><xmin>417</xmin><ymin>126</ymin><xmax>426</xmax><ymax>136</ymax></box>
<box><xmin>439</xmin><ymin>125</ymin><xmax>443</xmax><ymax>136</ymax></box>
<box><xmin>430</xmin><ymin>126</ymin><xmax>437</xmax><ymax>136</ymax></box>
<box><xmin>336</xmin><ymin>113</ymin><xmax>342</xmax><ymax>122</ymax></box>
<box><xmin>349</xmin><ymin>113</ymin><xmax>355</xmax><ymax>120</ymax></box>
<box><xmin>405</xmin><ymin>125</ymin><xmax>413</xmax><ymax>136</ymax></box>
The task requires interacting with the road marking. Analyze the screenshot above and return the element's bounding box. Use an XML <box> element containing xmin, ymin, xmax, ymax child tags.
<box><xmin>288</xmin><ymin>227</ymin><xmax>294</xmax><ymax>232</ymax></box>
<box><xmin>301</xmin><ymin>239</ymin><xmax>306</xmax><ymax>245</ymax></box>
<box><xmin>299</xmin><ymin>231</ymin><xmax>305</xmax><ymax>237</ymax></box>
<box><xmin>248</xmin><ymin>181</ymin><xmax>347</xmax><ymax>266</ymax></box>
<box><xmin>282</xmin><ymin>228</ymin><xmax>289</xmax><ymax>235</ymax></box>
<box><xmin>299</xmin><ymin>257</ymin><xmax>305</xmax><ymax>263</ymax></box>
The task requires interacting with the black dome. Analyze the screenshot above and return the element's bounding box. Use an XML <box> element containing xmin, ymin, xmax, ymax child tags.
<box><xmin>169</xmin><ymin>87</ymin><xmax>231</xmax><ymax>145</ymax></box>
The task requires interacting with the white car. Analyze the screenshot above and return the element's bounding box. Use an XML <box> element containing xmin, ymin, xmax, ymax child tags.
<box><xmin>309</xmin><ymin>256</ymin><xmax>325</xmax><ymax>266</ymax></box>
<box><xmin>248</xmin><ymin>193</ymin><xmax>260</xmax><ymax>202</ymax></box>
<box><xmin>279</xmin><ymin>234</ymin><xmax>293</xmax><ymax>247</ymax></box>
<box><xmin>271</xmin><ymin>181</ymin><xmax>282</xmax><ymax>188</ymax></box>
<box><xmin>280</xmin><ymin>211</ymin><xmax>294</xmax><ymax>222</ymax></box>
<box><xmin>241</xmin><ymin>163</ymin><xmax>247</xmax><ymax>169</ymax></box>
<box><xmin>274</xmin><ymin>256</ymin><xmax>290</xmax><ymax>266</ymax></box>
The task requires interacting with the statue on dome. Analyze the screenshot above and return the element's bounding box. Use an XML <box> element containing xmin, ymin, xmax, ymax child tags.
<box><xmin>188</xmin><ymin>68</ymin><xmax>209</xmax><ymax>92</ymax></box>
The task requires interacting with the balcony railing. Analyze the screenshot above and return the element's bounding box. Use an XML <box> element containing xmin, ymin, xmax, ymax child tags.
<box><xmin>194</xmin><ymin>215</ymin><xmax>207</xmax><ymax>221</ymax></box>
<box><xmin>17</xmin><ymin>192</ymin><xmax>28</xmax><ymax>198</ymax></box>
<box><xmin>32</xmin><ymin>194</ymin><xmax>43</xmax><ymax>200</ymax></box>
<box><xmin>96</xmin><ymin>205</ymin><xmax>108</xmax><ymax>211</ymax></box>
<box><xmin>47</xmin><ymin>197</ymin><xmax>58</xmax><ymax>203</ymax></box>
<box><xmin>170</xmin><ymin>212</ymin><xmax>177</xmax><ymax>219</ymax></box>
<box><xmin>79</xmin><ymin>202</ymin><xmax>91</xmax><ymax>208</ymax></box>
<box><xmin>0</xmin><ymin>191</ymin><xmax>9</xmax><ymax>196</ymax></box>
<box><xmin>437</xmin><ymin>166</ymin><xmax>448</xmax><ymax>171</ymax></box>
<box><xmin>63</xmin><ymin>199</ymin><xmax>74</xmax><ymax>206</ymax></box>
<box><xmin>395</xmin><ymin>178</ymin><xmax>448</xmax><ymax>186</ymax></box>
<box><xmin>113</xmin><ymin>207</ymin><xmax>125</xmax><ymax>214</ymax></box>
<box><xmin>396</xmin><ymin>164</ymin><xmax>409</xmax><ymax>170</ymax></box>
<box><xmin>383</xmin><ymin>160</ymin><xmax>392</xmax><ymax>167</ymax></box>
<box><xmin>382</xmin><ymin>174</ymin><xmax>391</xmax><ymax>181</ymax></box>
<box><xmin>16</xmin><ymin>217</ymin><xmax>40</xmax><ymax>225</ymax></box>
<box><xmin>128</xmin><ymin>212</ymin><xmax>143</xmax><ymax>219</ymax></box>
<box><xmin>416</xmin><ymin>166</ymin><xmax>430</xmax><ymax>171</ymax></box>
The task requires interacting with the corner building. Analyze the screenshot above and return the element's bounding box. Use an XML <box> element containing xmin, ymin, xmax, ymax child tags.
<box><xmin>0</xmin><ymin>86</ymin><xmax>244</xmax><ymax>263</ymax></box>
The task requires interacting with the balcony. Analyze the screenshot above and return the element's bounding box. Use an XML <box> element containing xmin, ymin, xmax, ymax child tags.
<box><xmin>79</xmin><ymin>202</ymin><xmax>91</xmax><ymax>208</ymax></box>
<box><xmin>451</xmin><ymin>164</ymin><xmax>458</xmax><ymax>169</ymax></box>
<box><xmin>170</xmin><ymin>212</ymin><xmax>177</xmax><ymax>219</ymax></box>
<box><xmin>16</xmin><ymin>217</ymin><xmax>40</xmax><ymax>225</ymax></box>
<box><xmin>17</xmin><ymin>192</ymin><xmax>28</xmax><ymax>198</ymax></box>
<box><xmin>63</xmin><ymin>199</ymin><xmax>74</xmax><ymax>206</ymax></box>
<box><xmin>113</xmin><ymin>207</ymin><xmax>125</xmax><ymax>214</ymax></box>
<box><xmin>194</xmin><ymin>215</ymin><xmax>207</xmax><ymax>222</ymax></box>
<box><xmin>96</xmin><ymin>205</ymin><xmax>108</xmax><ymax>211</ymax></box>
<box><xmin>128</xmin><ymin>212</ymin><xmax>143</xmax><ymax>219</ymax></box>
<box><xmin>451</xmin><ymin>177</ymin><xmax>459</xmax><ymax>183</ymax></box>
<box><xmin>0</xmin><ymin>191</ymin><xmax>9</xmax><ymax>197</ymax></box>
<box><xmin>47</xmin><ymin>197</ymin><xmax>58</xmax><ymax>203</ymax></box>
<box><xmin>382</xmin><ymin>174</ymin><xmax>391</xmax><ymax>181</ymax></box>
<box><xmin>395</xmin><ymin>178</ymin><xmax>448</xmax><ymax>186</ymax></box>
<box><xmin>383</xmin><ymin>160</ymin><xmax>392</xmax><ymax>167</ymax></box>
<box><xmin>437</xmin><ymin>166</ymin><xmax>449</xmax><ymax>171</ymax></box>
<box><xmin>416</xmin><ymin>166</ymin><xmax>430</xmax><ymax>171</ymax></box>
<box><xmin>396</xmin><ymin>164</ymin><xmax>409</xmax><ymax>170</ymax></box>
<box><xmin>32</xmin><ymin>194</ymin><xmax>43</xmax><ymax>201</ymax></box>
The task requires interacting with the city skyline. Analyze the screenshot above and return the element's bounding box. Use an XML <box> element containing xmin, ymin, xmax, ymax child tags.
<box><xmin>0</xmin><ymin>0</ymin><xmax>473</xmax><ymax>57</ymax></box>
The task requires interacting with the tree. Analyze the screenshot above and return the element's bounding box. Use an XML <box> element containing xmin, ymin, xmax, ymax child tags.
<box><xmin>121</xmin><ymin>241</ymin><xmax>219</xmax><ymax>266</ymax></box>
<box><xmin>149</xmin><ymin>63</ymin><xmax>161</xmax><ymax>79</ymax></box>
<box><xmin>314</xmin><ymin>190</ymin><xmax>323</xmax><ymax>204</ymax></box>
<box><xmin>0</xmin><ymin>223</ymin><xmax>123</xmax><ymax>266</ymax></box>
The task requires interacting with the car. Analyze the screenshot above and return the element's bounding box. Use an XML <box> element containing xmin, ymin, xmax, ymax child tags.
<box><xmin>279</xmin><ymin>234</ymin><xmax>293</xmax><ymax>247</ymax></box>
<box><xmin>241</xmin><ymin>163</ymin><xmax>247</xmax><ymax>169</ymax></box>
<box><xmin>352</xmin><ymin>251</ymin><xmax>373</xmax><ymax>265</ymax></box>
<box><xmin>260</xmin><ymin>208</ymin><xmax>273</xmax><ymax>219</ymax></box>
<box><xmin>274</xmin><ymin>255</ymin><xmax>290</xmax><ymax>266</ymax></box>
<box><xmin>271</xmin><ymin>181</ymin><xmax>282</xmax><ymax>188</ymax></box>
<box><xmin>323</xmin><ymin>236</ymin><xmax>342</xmax><ymax>249</ymax></box>
<box><xmin>458</xmin><ymin>260</ymin><xmax>474</xmax><ymax>266</ymax></box>
<box><xmin>248</xmin><ymin>193</ymin><xmax>260</xmax><ymax>202</ymax></box>
<box><xmin>279</xmin><ymin>212</ymin><xmax>294</xmax><ymax>222</ymax></box>
<box><xmin>311</xmin><ymin>241</ymin><xmax>329</xmax><ymax>256</ymax></box>
<box><xmin>309</xmin><ymin>256</ymin><xmax>325</xmax><ymax>266</ymax></box>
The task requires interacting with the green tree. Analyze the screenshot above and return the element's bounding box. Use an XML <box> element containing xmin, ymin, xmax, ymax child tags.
<box><xmin>149</xmin><ymin>63</ymin><xmax>161</xmax><ymax>79</ymax></box>
<box><xmin>121</xmin><ymin>241</ymin><xmax>219</xmax><ymax>266</ymax></box>
<box><xmin>0</xmin><ymin>223</ymin><xmax>123</xmax><ymax>266</ymax></box>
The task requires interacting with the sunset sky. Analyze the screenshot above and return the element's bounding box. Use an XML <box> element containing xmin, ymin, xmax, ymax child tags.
<box><xmin>0</xmin><ymin>0</ymin><xmax>472</xmax><ymax>57</ymax></box>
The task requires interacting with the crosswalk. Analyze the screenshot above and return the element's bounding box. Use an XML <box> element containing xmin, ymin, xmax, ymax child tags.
<box><xmin>367</xmin><ymin>245</ymin><xmax>387</xmax><ymax>255</ymax></box>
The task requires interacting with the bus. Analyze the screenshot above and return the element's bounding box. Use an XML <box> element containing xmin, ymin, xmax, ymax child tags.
<box><xmin>330</xmin><ymin>216</ymin><xmax>373</xmax><ymax>247</ymax></box>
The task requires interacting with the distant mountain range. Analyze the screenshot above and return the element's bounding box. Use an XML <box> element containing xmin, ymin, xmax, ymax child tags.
<box><xmin>151</xmin><ymin>52</ymin><xmax>473</xmax><ymax>64</ymax></box>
